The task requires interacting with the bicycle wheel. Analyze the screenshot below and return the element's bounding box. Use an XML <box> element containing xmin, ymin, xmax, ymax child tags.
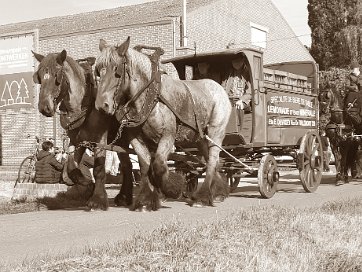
<box><xmin>15</xmin><ymin>156</ymin><xmax>36</xmax><ymax>187</ymax></box>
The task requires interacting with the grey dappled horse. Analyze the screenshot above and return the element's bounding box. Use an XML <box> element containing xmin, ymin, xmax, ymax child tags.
<box><xmin>94</xmin><ymin>37</ymin><xmax>232</xmax><ymax>210</ymax></box>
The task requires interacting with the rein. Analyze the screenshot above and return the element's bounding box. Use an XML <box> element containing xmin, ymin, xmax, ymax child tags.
<box><xmin>323</xmin><ymin>91</ymin><xmax>354</xmax><ymax>138</ymax></box>
<box><xmin>114</xmin><ymin>47</ymin><xmax>164</xmax><ymax>127</ymax></box>
<box><xmin>58</xmin><ymin>64</ymin><xmax>94</xmax><ymax>131</ymax></box>
<box><xmin>110</xmin><ymin>46</ymin><xmax>204</xmax><ymax>145</ymax></box>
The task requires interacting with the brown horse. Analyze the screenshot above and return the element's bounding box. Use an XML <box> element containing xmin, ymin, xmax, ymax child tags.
<box><xmin>32</xmin><ymin>50</ymin><xmax>134</xmax><ymax>210</ymax></box>
<box><xmin>319</xmin><ymin>87</ymin><xmax>359</xmax><ymax>184</ymax></box>
<box><xmin>94</xmin><ymin>37</ymin><xmax>232</xmax><ymax>211</ymax></box>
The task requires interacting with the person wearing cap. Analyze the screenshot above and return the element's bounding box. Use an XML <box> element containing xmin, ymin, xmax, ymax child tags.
<box><xmin>222</xmin><ymin>57</ymin><xmax>252</xmax><ymax>137</ymax></box>
<box><xmin>345</xmin><ymin>61</ymin><xmax>362</xmax><ymax>128</ymax></box>
<box><xmin>195</xmin><ymin>62</ymin><xmax>221</xmax><ymax>83</ymax></box>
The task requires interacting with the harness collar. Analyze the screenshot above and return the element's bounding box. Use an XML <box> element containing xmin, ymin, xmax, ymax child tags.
<box><xmin>114</xmin><ymin>47</ymin><xmax>164</xmax><ymax>127</ymax></box>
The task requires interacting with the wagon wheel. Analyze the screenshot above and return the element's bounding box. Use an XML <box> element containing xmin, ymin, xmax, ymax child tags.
<box><xmin>297</xmin><ymin>131</ymin><xmax>323</xmax><ymax>193</ymax></box>
<box><xmin>258</xmin><ymin>154</ymin><xmax>279</xmax><ymax>198</ymax></box>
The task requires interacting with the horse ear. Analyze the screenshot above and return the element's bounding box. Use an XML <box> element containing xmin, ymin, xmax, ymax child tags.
<box><xmin>99</xmin><ymin>39</ymin><xmax>108</xmax><ymax>51</ymax></box>
<box><xmin>56</xmin><ymin>50</ymin><xmax>67</xmax><ymax>65</ymax></box>
<box><xmin>32</xmin><ymin>50</ymin><xmax>44</xmax><ymax>63</ymax></box>
<box><xmin>117</xmin><ymin>36</ymin><xmax>130</xmax><ymax>56</ymax></box>
<box><xmin>86</xmin><ymin>57</ymin><xmax>96</xmax><ymax>66</ymax></box>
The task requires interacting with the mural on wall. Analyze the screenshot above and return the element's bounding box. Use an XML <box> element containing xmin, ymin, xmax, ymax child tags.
<box><xmin>0</xmin><ymin>35</ymin><xmax>34</xmax><ymax>110</ymax></box>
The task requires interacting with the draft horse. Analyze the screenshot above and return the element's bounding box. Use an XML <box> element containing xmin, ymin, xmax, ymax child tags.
<box><xmin>94</xmin><ymin>37</ymin><xmax>232</xmax><ymax>210</ymax></box>
<box><xmin>32</xmin><ymin>50</ymin><xmax>134</xmax><ymax>210</ymax></box>
<box><xmin>319</xmin><ymin>86</ymin><xmax>359</xmax><ymax>184</ymax></box>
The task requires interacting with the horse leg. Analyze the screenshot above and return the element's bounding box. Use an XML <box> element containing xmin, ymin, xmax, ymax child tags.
<box><xmin>152</xmin><ymin>135</ymin><xmax>184</xmax><ymax>200</ymax></box>
<box><xmin>338</xmin><ymin>144</ymin><xmax>348</xmax><ymax>185</ymax></box>
<box><xmin>349</xmin><ymin>141</ymin><xmax>358</xmax><ymax>181</ymax></box>
<box><xmin>114</xmin><ymin>135</ymin><xmax>134</xmax><ymax>207</ymax></box>
<box><xmin>331</xmin><ymin>144</ymin><xmax>342</xmax><ymax>183</ymax></box>
<box><xmin>192</xmin><ymin>138</ymin><xmax>228</xmax><ymax>207</ymax></box>
<box><xmin>87</xmin><ymin>146</ymin><xmax>108</xmax><ymax>210</ymax></box>
<box><xmin>114</xmin><ymin>151</ymin><xmax>134</xmax><ymax>206</ymax></box>
<box><xmin>130</xmin><ymin>138</ymin><xmax>161</xmax><ymax>211</ymax></box>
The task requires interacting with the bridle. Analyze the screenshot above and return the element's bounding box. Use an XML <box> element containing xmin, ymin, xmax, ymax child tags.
<box><xmin>112</xmin><ymin>47</ymin><xmax>164</xmax><ymax>127</ymax></box>
<box><xmin>321</xmin><ymin>89</ymin><xmax>354</xmax><ymax>139</ymax></box>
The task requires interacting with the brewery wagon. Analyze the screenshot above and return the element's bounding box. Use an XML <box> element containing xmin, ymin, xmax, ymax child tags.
<box><xmin>163</xmin><ymin>48</ymin><xmax>322</xmax><ymax>198</ymax></box>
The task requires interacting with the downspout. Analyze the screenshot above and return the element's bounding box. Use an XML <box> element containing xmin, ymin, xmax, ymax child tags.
<box><xmin>172</xmin><ymin>18</ymin><xmax>176</xmax><ymax>57</ymax></box>
<box><xmin>182</xmin><ymin>0</ymin><xmax>188</xmax><ymax>47</ymax></box>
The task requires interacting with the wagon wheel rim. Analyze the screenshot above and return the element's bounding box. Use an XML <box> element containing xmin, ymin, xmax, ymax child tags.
<box><xmin>299</xmin><ymin>132</ymin><xmax>323</xmax><ymax>192</ymax></box>
<box><xmin>258</xmin><ymin>154</ymin><xmax>279</xmax><ymax>198</ymax></box>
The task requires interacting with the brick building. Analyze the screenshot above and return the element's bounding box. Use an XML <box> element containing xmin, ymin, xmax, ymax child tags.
<box><xmin>0</xmin><ymin>0</ymin><xmax>314</xmax><ymax>169</ymax></box>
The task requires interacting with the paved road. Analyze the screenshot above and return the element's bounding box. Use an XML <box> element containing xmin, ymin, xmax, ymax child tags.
<box><xmin>1</xmin><ymin>171</ymin><xmax>361</xmax><ymax>265</ymax></box>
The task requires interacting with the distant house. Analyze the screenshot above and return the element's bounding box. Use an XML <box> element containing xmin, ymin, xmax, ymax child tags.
<box><xmin>0</xmin><ymin>0</ymin><xmax>314</xmax><ymax>166</ymax></box>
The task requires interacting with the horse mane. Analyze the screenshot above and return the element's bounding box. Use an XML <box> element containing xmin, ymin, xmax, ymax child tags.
<box><xmin>64</xmin><ymin>56</ymin><xmax>86</xmax><ymax>87</ymax></box>
<box><xmin>96</xmin><ymin>45</ymin><xmax>152</xmax><ymax>81</ymax></box>
<box><xmin>37</xmin><ymin>53</ymin><xmax>87</xmax><ymax>89</ymax></box>
<box><xmin>37</xmin><ymin>53</ymin><xmax>58</xmax><ymax>74</ymax></box>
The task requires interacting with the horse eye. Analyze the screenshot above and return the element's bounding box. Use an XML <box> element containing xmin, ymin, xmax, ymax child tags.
<box><xmin>114</xmin><ymin>66</ymin><xmax>122</xmax><ymax>78</ymax></box>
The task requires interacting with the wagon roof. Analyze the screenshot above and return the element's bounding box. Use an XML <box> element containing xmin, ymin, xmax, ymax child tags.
<box><xmin>162</xmin><ymin>48</ymin><xmax>262</xmax><ymax>66</ymax></box>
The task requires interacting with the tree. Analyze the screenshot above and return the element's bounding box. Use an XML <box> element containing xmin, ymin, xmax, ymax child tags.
<box><xmin>308</xmin><ymin>0</ymin><xmax>361</xmax><ymax>70</ymax></box>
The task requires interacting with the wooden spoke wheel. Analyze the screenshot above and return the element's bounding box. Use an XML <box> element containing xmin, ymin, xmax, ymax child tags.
<box><xmin>258</xmin><ymin>154</ymin><xmax>279</xmax><ymax>199</ymax></box>
<box><xmin>297</xmin><ymin>131</ymin><xmax>323</xmax><ymax>193</ymax></box>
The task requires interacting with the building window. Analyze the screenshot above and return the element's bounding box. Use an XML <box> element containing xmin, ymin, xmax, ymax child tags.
<box><xmin>250</xmin><ymin>22</ymin><xmax>269</xmax><ymax>49</ymax></box>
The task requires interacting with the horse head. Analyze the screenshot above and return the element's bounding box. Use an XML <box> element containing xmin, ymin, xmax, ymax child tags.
<box><xmin>32</xmin><ymin>50</ymin><xmax>68</xmax><ymax>116</ymax></box>
<box><xmin>95</xmin><ymin>36</ymin><xmax>152</xmax><ymax>115</ymax></box>
<box><xmin>33</xmin><ymin>50</ymin><xmax>94</xmax><ymax>117</ymax></box>
<box><xmin>318</xmin><ymin>87</ymin><xmax>344</xmax><ymax>124</ymax></box>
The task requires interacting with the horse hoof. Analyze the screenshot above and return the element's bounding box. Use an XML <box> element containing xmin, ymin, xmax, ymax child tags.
<box><xmin>214</xmin><ymin>196</ymin><xmax>226</xmax><ymax>203</ymax></box>
<box><xmin>87</xmin><ymin>194</ymin><xmax>109</xmax><ymax>211</ymax></box>
<box><xmin>192</xmin><ymin>201</ymin><xmax>205</xmax><ymax>208</ymax></box>
<box><xmin>114</xmin><ymin>194</ymin><xmax>132</xmax><ymax>207</ymax></box>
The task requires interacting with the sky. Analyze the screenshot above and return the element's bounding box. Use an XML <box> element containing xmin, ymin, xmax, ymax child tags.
<box><xmin>0</xmin><ymin>0</ymin><xmax>311</xmax><ymax>46</ymax></box>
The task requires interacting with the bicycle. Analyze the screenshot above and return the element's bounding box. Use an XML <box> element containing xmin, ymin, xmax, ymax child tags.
<box><xmin>14</xmin><ymin>136</ymin><xmax>41</xmax><ymax>187</ymax></box>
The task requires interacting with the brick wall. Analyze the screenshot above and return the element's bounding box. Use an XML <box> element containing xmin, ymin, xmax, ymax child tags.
<box><xmin>0</xmin><ymin>21</ymin><xmax>174</xmax><ymax>168</ymax></box>
<box><xmin>186</xmin><ymin>0</ymin><xmax>313</xmax><ymax>65</ymax></box>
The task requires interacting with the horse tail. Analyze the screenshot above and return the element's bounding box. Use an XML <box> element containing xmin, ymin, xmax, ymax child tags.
<box><xmin>206</xmin><ymin>81</ymin><xmax>232</xmax><ymax>143</ymax></box>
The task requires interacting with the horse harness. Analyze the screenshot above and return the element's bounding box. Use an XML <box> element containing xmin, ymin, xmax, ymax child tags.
<box><xmin>324</xmin><ymin>103</ymin><xmax>355</xmax><ymax>140</ymax></box>
<box><xmin>58</xmin><ymin>63</ymin><xmax>94</xmax><ymax>131</ymax></box>
<box><xmin>111</xmin><ymin>46</ymin><xmax>204</xmax><ymax>144</ymax></box>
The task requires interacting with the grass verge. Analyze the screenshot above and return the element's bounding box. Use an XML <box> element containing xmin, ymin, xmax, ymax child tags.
<box><xmin>0</xmin><ymin>184</ymin><xmax>94</xmax><ymax>215</ymax></box>
<box><xmin>2</xmin><ymin>197</ymin><xmax>361</xmax><ymax>272</ymax></box>
<box><xmin>0</xmin><ymin>197</ymin><xmax>44</xmax><ymax>215</ymax></box>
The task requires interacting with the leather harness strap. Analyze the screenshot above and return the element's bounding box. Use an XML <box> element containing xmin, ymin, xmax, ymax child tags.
<box><xmin>114</xmin><ymin>47</ymin><xmax>204</xmax><ymax>139</ymax></box>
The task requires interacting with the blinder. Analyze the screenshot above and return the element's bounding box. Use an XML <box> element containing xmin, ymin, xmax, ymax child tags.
<box><xmin>33</xmin><ymin>71</ymin><xmax>40</xmax><ymax>84</ymax></box>
<box><xmin>55</xmin><ymin>68</ymin><xmax>63</xmax><ymax>86</ymax></box>
<box><xmin>114</xmin><ymin>56</ymin><xmax>128</xmax><ymax>80</ymax></box>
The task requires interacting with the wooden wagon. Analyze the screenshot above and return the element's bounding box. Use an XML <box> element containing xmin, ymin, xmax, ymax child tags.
<box><xmin>163</xmin><ymin>48</ymin><xmax>323</xmax><ymax>198</ymax></box>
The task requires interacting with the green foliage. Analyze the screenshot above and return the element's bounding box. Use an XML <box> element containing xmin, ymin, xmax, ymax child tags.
<box><xmin>319</xmin><ymin>67</ymin><xmax>349</xmax><ymax>91</ymax></box>
<box><xmin>308</xmin><ymin>0</ymin><xmax>361</xmax><ymax>70</ymax></box>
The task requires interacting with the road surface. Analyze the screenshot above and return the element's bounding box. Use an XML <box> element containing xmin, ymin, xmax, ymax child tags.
<box><xmin>1</xmin><ymin>170</ymin><xmax>361</xmax><ymax>265</ymax></box>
